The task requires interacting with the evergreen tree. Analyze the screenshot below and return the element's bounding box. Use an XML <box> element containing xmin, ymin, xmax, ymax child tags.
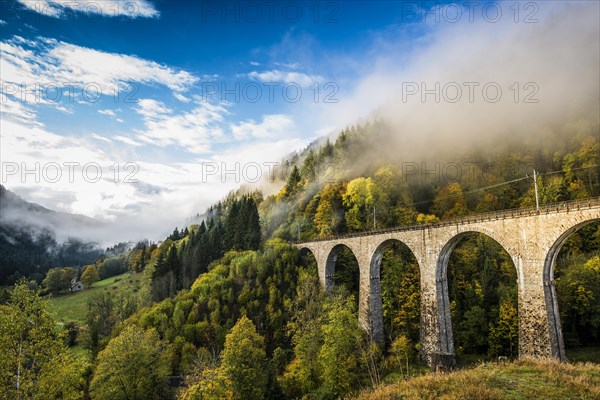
<box><xmin>284</xmin><ymin>165</ymin><xmax>302</xmax><ymax>198</ymax></box>
<box><xmin>301</xmin><ymin>150</ymin><xmax>317</xmax><ymax>181</ymax></box>
<box><xmin>243</xmin><ymin>197</ymin><xmax>261</xmax><ymax>250</ymax></box>
<box><xmin>226</xmin><ymin>200</ymin><xmax>241</xmax><ymax>249</ymax></box>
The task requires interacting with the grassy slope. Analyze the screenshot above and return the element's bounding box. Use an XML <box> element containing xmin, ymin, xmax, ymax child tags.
<box><xmin>354</xmin><ymin>360</ymin><xmax>600</xmax><ymax>400</ymax></box>
<box><xmin>47</xmin><ymin>272</ymin><xmax>142</xmax><ymax>325</ymax></box>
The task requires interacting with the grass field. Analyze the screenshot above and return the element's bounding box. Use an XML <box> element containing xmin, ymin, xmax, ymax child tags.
<box><xmin>47</xmin><ymin>272</ymin><xmax>142</xmax><ymax>325</ymax></box>
<box><xmin>355</xmin><ymin>359</ymin><xmax>600</xmax><ymax>400</ymax></box>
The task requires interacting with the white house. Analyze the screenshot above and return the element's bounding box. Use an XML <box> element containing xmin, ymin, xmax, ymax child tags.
<box><xmin>70</xmin><ymin>277</ymin><xmax>84</xmax><ymax>292</ymax></box>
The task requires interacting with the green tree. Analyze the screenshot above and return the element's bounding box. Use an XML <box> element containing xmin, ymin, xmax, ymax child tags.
<box><xmin>301</xmin><ymin>150</ymin><xmax>317</xmax><ymax>181</ymax></box>
<box><xmin>82</xmin><ymin>291</ymin><xmax>115</xmax><ymax>358</ymax></box>
<box><xmin>432</xmin><ymin>182</ymin><xmax>469</xmax><ymax>219</ymax></box>
<box><xmin>281</xmin><ymin>273</ymin><xmax>325</xmax><ymax>397</ymax></box>
<box><xmin>314</xmin><ymin>183</ymin><xmax>346</xmax><ymax>238</ymax></box>
<box><xmin>221</xmin><ymin>316</ymin><xmax>268</xmax><ymax>400</ymax></box>
<box><xmin>90</xmin><ymin>325</ymin><xmax>172</xmax><ymax>400</ymax></box>
<box><xmin>556</xmin><ymin>254</ymin><xmax>600</xmax><ymax>348</ymax></box>
<box><xmin>241</xmin><ymin>197</ymin><xmax>261</xmax><ymax>250</ymax></box>
<box><xmin>0</xmin><ymin>281</ymin><xmax>84</xmax><ymax>399</ymax></box>
<box><xmin>380</xmin><ymin>245</ymin><xmax>421</xmax><ymax>346</ymax></box>
<box><xmin>80</xmin><ymin>265</ymin><xmax>100</xmax><ymax>288</ymax></box>
<box><xmin>342</xmin><ymin>177</ymin><xmax>382</xmax><ymax>231</ymax></box>
<box><xmin>389</xmin><ymin>335</ymin><xmax>415</xmax><ymax>377</ymax></box>
<box><xmin>179</xmin><ymin>367</ymin><xmax>234</xmax><ymax>400</ymax></box>
<box><xmin>284</xmin><ymin>165</ymin><xmax>302</xmax><ymax>198</ymax></box>
<box><xmin>318</xmin><ymin>293</ymin><xmax>364</xmax><ymax>398</ymax></box>
<box><xmin>488</xmin><ymin>300</ymin><xmax>519</xmax><ymax>357</ymax></box>
<box><xmin>42</xmin><ymin>267</ymin><xmax>76</xmax><ymax>294</ymax></box>
<box><xmin>373</xmin><ymin>166</ymin><xmax>415</xmax><ymax>226</ymax></box>
<box><xmin>34</xmin><ymin>351</ymin><xmax>86</xmax><ymax>400</ymax></box>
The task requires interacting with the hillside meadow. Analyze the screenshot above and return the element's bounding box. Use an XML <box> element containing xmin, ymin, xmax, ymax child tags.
<box><xmin>354</xmin><ymin>359</ymin><xmax>600</xmax><ymax>400</ymax></box>
<box><xmin>47</xmin><ymin>272</ymin><xmax>142</xmax><ymax>325</ymax></box>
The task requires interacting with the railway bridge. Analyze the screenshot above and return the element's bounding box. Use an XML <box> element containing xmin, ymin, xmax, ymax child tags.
<box><xmin>295</xmin><ymin>198</ymin><xmax>600</xmax><ymax>364</ymax></box>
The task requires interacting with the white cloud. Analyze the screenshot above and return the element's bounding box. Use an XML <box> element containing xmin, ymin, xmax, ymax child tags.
<box><xmin>98</xmin><ymin>109</ymin><xmax>117</xmax><ymax>117</ymax></box>
<box><xmin>274</xmin><ymin>62</ymin><xmax>300</xmax><ymax>70</ymax></box>
<box><xmin>114</xmin><ymin>135</ymin><xmax>143</xmax><ymax>147</ymax></box>
<box><xmin>0</xmin><ymin>96</ymin><xmax>41</xmax><ymax>125</ymax></box>
<box><xmin>231</xmin><ymin>114</ymin><xmax>295</xmax><ymax>140</ymax></box>
<box><xmin>136</xmin><ymin>98</ymin><xmax>172</xmax><ymax>115</ymax></box>
<box><xmin>174</xmin><ymin>92</ymin><xmax>191</xmax><ymax>103</ymax></box>
<box><xmin>0</xmin><ymin>36</ymin><xmax>198</xmax><ymax>103</ymax></box>
<box><xmin>46</xmin><ymin>40</ymin><xmax>197</xmax><ymax>92</ymax></box>
<box><xmin>95</xmin><ymin>109</ymin><xmax>125</xmax><ymax>122</ymax></box>
<box><xmin>0</xmin><ymin>118</ymin><xmax>208</xmax><ymax>241</ymax></box>
<box><xmin>16</xmin><ymin>0</ymin><xmax>159</xmax><ymax>19</ymax></box>
<box><xmin>134</xmin><ymin>98</ymin><xmax>228</xmax><ymax>154</ymax></box>
<box><xmin>91</xmin><ymin>133</ymin><xmax>111</xmax><ymax>143</ymax></box>
<box><xmin>54</xmin><ymin>105</ymin><xmax>73</xmax><ymax>114</ymax></box>
<box><xmin>0</xmin><ymin>19</ymin><xmax>6</xmax><ymax>25</ymax></box>
<box><xmin>248</xmin><ymin>69</ymin><xmax>324</xmax><ymax>86</ymax></box>
<box><xmin>0</xmin><ymin>36</ymin><xmax>200</xmax><ymax>139</ymax></box>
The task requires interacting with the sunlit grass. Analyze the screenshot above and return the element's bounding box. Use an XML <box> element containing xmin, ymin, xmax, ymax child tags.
<box><xmin>355</xmin><ymin>359</ymin><xmax>600</xmax><ymax>400</ymax></box>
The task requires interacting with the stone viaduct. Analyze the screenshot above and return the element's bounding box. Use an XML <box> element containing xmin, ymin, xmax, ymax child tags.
<box><xmin>295</xmin><ymin>198</ymin><xmax>600</xmax><ymax>365</ymax></box>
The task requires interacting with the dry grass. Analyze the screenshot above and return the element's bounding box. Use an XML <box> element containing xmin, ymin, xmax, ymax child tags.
<box><xmin>354</xmin><ymin>359</ymin><xmax>600</xmax><ymax>400</ymax></box>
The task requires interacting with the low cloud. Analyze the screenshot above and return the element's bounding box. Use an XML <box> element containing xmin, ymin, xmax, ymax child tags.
<box><xmin>318</xmin><ymin>2</ymin><xmax>600</xmax><ymax>162</ymax></box>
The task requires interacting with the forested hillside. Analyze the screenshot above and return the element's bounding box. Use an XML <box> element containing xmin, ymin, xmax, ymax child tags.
<box><xmin>1</xmin><ymin>123</ymin><xmax>598</xmax><ymax>399</ymax></box>
<box><xmin>0</xmin><ymin>185</ymin><xmax>103</xmax><ymax>285</ymax></box>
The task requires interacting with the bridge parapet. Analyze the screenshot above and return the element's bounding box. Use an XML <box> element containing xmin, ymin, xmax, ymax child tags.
<box><xmin>294</xmin><ymin>197</ymin><xmax>600</xmax><ymax>245</ymax></box>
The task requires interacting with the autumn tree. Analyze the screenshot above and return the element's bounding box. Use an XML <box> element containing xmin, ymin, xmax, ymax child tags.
<box><xmin>43</xmin><ymin>267</ymin><xmax>77</xmax><ymax>294</ymax></box>
<box><xmin>342</xmin><ymin>177</ymin><xmax>383</xmax><ymax>231</ymax></box>
<box><xmin>179</xmin><ymin>367</ymin><xmax>234</xmax><ymax>400</ymax></box>
<box><xmin>488</xmin><ymin>300</ymin><xmax>519</xmax><ymax>357</ymax></box>
<box><xmin>373</xmin><ymin>166</ymin><xmax>415</xmax><ymax>225</ymax></box>
<box><xmin>221</xmin><ymin>316</ymin><xmax>268</xmax><ymax>400</ymax></box>
<box><xmin>314</xmin><ymin>183</ymin><xmax>346</xmax><ymax>237</ymax></box>
<box><xmin>81</xmin><ymin>265</ymin><xmax>100</xmax><ymax>288</ymax></box>
<box><xmin>318</xmin><ymin>293</ymin><xmax>365</xmax><ymax>398</ymax></box>
<box><xmin>0</xmin><ymin>281</ymin><xmax>84</xmax><ymax>399</ymax></box>
<box><xmin>432</xmin><ymin>182</ymin><xmax>469</xmax><ymax>219</ymax></box>
<box><xmin>556</xmin><ymin>254</ymin><xmax>600</xmax><ymax>349</ymax></box>
<box><xmin>90</xmin><ymin>325</ymin><xmax>172</xmax><ymax>400</ymax></box>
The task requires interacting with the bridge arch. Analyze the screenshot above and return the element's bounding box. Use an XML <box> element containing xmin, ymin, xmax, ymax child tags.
<box><xmin>436</xmin><ymin>230</ymin><xmax>518</xmax><ymax>356</ymax></box>
<box><xmin>543</xmin><ymin>217</ymin><xmax>600</xmax><ymax>361</ymax></box>
<box><xmin>298</xmin><ymin>246</ymin><xmax>314</xmax><ymax>257</ymax></box>
<box><xmin>369</xmin><ymin>239</ymin><xmax>421</xmax><ymax>346</ymax></box>
<box><xmin>298</xmin><ymin>246</ymin><xmax>319</xmax><ymax>275</ymax></box>
<box><xmin>325</xmin><ymin>243</ymin><xmax>360</xmax><ymax>294</ymax></box>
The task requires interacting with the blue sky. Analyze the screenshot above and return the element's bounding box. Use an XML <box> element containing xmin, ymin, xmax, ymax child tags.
<box><xmin>1</xmin><ymin>1</ymin><xmax>598</xmax><ymax>242</ymax></box>
<box><xmin>0</xmin><ymin>0</ymin><xmax>421</xmax><ymax>152</ymax></box>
